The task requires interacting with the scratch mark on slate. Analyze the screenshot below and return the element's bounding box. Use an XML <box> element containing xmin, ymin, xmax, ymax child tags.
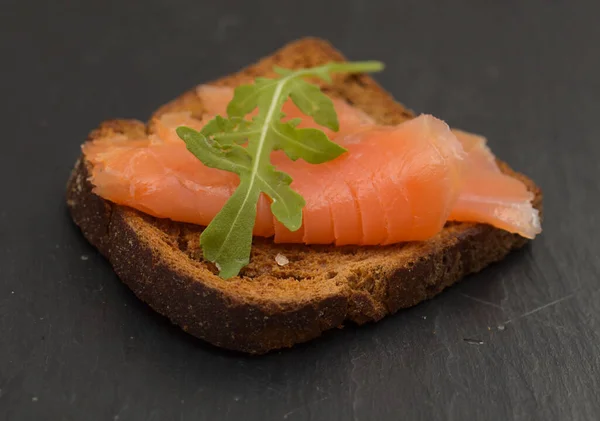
<box><xmin>503</xmin><ymin>294</ymin><xmax>574</xmax><ymax>325</ymax></box>
<box><xmin>447</xmin><ymin>392</ymin><xmax>459</xmax><ymax>421</ymax></box>
<box><xmin>113</xmin><ymin>403</ymin><xmax>129</xmax><ymax>420</ymax></box>
<box><xmin>350</xmin><ymin>350</ymin><xmax>363</xmax><ymax>421</ymax></box>
<box><xmin>538</xmin><ymin>319</ymin><xmax>578</xmax><ymax>336</ymax></box>
<box><xmin>487</xmin><ymin>346</ymin><xmax>539</xmax><ymax>407</ymax></box>
<box><xmin>444</xmin><ymin>347</ymin><xmax>469</xmax><ymax>393</ymax></box>
<box><xmin>282</xmin><ymin>397</ymin><xmax>329</xmax><ymax>419</ymax></box>
<box><xmin>459</xmin><ymin>293</ymin><xmax>505</xmax><ymax>310</ymax></box>
<box><xmin>428</xmin><ymin>346</ymin><xmax>449</xmax><ymax>357</ymax></box>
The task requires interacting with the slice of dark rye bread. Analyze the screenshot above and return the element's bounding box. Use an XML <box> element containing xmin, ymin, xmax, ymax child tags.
<box><xmin>66</xmin><ymin>38</ymin><xmax>542</xmax><ymax>354</ymax></box>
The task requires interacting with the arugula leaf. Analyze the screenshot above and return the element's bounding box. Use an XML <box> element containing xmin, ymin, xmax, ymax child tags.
<box><xmin>287</xmin><ymin>78</ymin><xmax>339</xmax><ymax>131</ymax></box>
<box><xmin>200</xmin><ymin>116</ymin><xmax>258</xmax><ymax>147</ymax></box>
<box><xmin>177</xmin><ymin>61</ymin><xmax>384</xmax><ymax>278</ymax></box>
<box><xmin>271</xmin><ymin>122</ymin><xmax>343</xmax><ymax>164</ymax></box>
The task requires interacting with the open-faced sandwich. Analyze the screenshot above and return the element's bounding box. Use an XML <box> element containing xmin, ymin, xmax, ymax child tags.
<box><xmin>67</xmin><ymin>38</ymin><xmax>542</xmax><ymax>353</ymax></box>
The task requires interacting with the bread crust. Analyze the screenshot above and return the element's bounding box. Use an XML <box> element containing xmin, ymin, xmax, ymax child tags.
<box><xmin>66</xmin><ymin>38</ymin><xmax>542</xmax><ymax>354</ymax></box>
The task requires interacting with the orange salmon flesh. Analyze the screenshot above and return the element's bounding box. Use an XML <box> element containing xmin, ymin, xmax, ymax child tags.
<box><xmin>82</xmin><ymin>86</ymin><xmax>541</xmax><ymax>245</ymax></box>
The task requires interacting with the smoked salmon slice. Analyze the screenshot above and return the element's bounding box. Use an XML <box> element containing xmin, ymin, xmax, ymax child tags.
<box><xmin>82</xmin><ymin>85</ymin><xmax>541</xmax><ymax>245</ymax></box>
<box><xmin>449</xmin><ymin>129</ymin><xmax>541</xmax><ymax>239</ymax></box>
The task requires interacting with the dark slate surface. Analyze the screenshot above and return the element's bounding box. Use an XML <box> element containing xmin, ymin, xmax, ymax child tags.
<box><xmin>2</xmin><ymin>0</ymin><xmax>599</xmax><ymax>420</ymax></box>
